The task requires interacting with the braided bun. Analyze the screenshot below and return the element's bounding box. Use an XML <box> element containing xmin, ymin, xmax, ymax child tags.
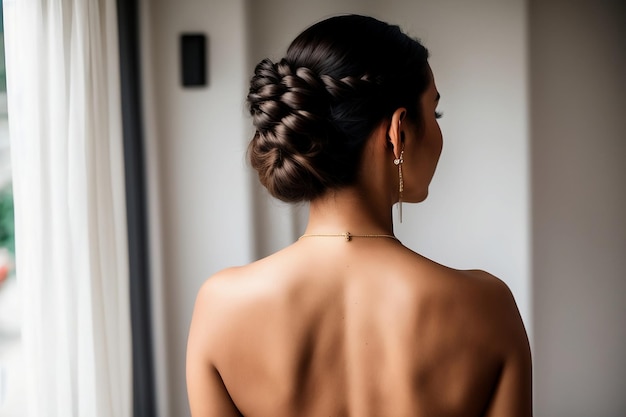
<box><xmin>246</xmin><ymin>15</ymin><xmax>429</xmax><ymax>203</ymax></box>
<box><xmin>247</xmin><ymin>59</ymin><xmax>338</xmax><ymax>202</ymax></box>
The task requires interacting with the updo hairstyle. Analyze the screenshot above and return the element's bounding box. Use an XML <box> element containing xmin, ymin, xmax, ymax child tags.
<box><xmin>247</xmin><ymin>14</ymin><xmax>430</xmax><ymax>202</ymax></box>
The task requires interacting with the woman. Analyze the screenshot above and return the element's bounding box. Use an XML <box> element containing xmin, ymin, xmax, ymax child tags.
<box><xmin>187</xmin><ymin>14</ymin><xmax>532</xmax><ymax>417</ymax></box>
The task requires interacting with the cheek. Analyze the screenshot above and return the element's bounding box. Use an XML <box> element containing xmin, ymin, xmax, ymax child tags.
<box><xmin>434</xmin><ymin>124</ymin><xmax>443</xmax><ymax>155</ymax></box>
<box><xmin>425</xmin><ymin>121</ymin><xmax>443</xmax><ymax>158</ymax></box>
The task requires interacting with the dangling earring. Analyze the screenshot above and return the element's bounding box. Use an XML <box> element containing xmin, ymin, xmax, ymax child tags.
<box><xmin>394</xmin><ymin>149</ymin><xmax>404</xmax><ymax>223</ymax></box>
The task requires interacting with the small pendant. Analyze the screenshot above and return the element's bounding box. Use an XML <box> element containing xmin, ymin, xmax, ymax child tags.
<box><xmin>343</xmin><ymin>232</ymin><xmax>352</xmax><ymax>242</ymax></box>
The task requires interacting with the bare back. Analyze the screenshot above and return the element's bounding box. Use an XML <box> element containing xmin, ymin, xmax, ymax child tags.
<box><xmin>187</xmin><ymin>239</ymin><xmax>532</xmax><ymax>417</ymax></box>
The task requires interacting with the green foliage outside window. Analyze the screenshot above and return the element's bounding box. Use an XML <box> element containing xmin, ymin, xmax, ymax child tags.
<box><xmin>0</xmin><ymin>185</ymin><xmax>14</xmax><ymax>255</ymax></box>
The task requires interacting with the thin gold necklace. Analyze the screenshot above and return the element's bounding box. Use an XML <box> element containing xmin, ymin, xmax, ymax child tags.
<box><xmin>298</xmin><ymin>231</ymin><xmax>398</xmax><ymax>242</ymax></box>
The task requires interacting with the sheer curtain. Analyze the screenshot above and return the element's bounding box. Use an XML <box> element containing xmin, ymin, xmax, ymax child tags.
<box><xmin>4</xmin><ymin>1</ymin><xmax>132</xmax><ymax>416</ymax></box>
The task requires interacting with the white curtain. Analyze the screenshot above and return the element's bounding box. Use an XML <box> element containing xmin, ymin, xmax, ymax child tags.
<box><xmin>3</xmin><ymin>0</ymin><xmax>132</xmax><ymax>416</ymax></box>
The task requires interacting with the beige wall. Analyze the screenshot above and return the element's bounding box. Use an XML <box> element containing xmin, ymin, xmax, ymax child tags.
<box><xmin>530</xmin><ymin>1</ymin><xmax>626</xmax><ymax>415</ymax></box>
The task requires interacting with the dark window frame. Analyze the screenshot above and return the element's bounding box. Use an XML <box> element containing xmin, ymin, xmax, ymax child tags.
<box><xmin>116</xmin><ymin>1</ymin><xmax>157</xmax><ymax>416</ymax></box>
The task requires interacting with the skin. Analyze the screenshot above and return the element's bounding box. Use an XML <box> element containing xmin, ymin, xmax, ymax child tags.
<box><xmin>187</xmin><ymin>66</ymin><xmax>532</xmax><ymax>417</ymax></box>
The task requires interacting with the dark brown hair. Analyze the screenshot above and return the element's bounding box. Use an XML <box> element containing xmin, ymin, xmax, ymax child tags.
<box><xmin>247</xmin><ymin>14</ymin><xmax>430</xmax><ymax>202</ymax></box>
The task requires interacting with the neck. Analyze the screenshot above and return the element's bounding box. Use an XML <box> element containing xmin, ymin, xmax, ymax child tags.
<box><xmin>304</xmin><ymin>186</ymin><xmax>395</xmax><ymax>235</ymax></box>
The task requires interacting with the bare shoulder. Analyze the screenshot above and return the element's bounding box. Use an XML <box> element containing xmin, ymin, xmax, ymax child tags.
<box><xmin>187</xmin><ymin>267</ymin><xmax>244</xmax><ymax>366</ymax></box>
<box><xmin>393</xmin><ymin>248</ymin><xmax>530</xmax><ymax>354</ymax></box>
<box><xmin>463</xmin><ymin>270</ymin><xmax>529</xmax><ymax>343</ymax></box>
<box><xmin>438</xmin><ymin>267</ymin><xmax>529</xmax><ymax>349</ymax></box>
<box><xmin>458</xmin><ymin>270</ymin><xmax>533</xmax><ymax>416</ymax></box>
<box><xmin>194</xmin><ymin>266</ymin><xmax>247</xmax><ymax>312</ymax></box>
<box><xmin>188</xmin><ymin>265</ymin><xmax>261</xmax><ymax>347</ymax></box>
<box><xmin>192</xmin><ymin>267</ymin><xmax>240</xmax><ymax>319</ymax></box>
<box><xmin>461</xmin><ymin>270</ymin><xmax>522</xmax><ymax>314</ymax></box>
<box><xmin>186</xmin><ymin>267</ymin><xmax>251</xmax><ymax>417</ymax></box>
<box><xmin>374</xmin><ymin>248</ymin><xmax>532</xmax><ymax>414</ymax></box>
<box><xmin>187</xmin><ymin>258</ymin><xmax>284</xmax><ymax>356</ymax></box>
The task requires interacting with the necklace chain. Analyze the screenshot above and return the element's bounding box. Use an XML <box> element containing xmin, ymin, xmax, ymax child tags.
<box><xmin>298</xmin><ymin>231</ymin><xmax>398</xmax><ymax>242</ymax></box>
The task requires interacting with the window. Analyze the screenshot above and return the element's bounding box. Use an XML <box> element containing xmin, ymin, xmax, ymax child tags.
<box><xmin>0</xmin><ymin>0</ymin><xmax>23</xmax><ymax>414</ymax></box>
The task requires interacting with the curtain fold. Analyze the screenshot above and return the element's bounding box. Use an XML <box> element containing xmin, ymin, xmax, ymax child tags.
<box><xmin>3</xmin><ymin>0</ymin><xmax>132</xmax><ymax>416</ymax></box>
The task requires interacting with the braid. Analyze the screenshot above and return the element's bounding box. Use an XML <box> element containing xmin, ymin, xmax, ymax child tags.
<box><xmin>320</xmin><ymin>73</ymin><xmax>380</xmax><ymax>100</ymax></box>
<box><xmin>247</xmin><ymin>59</ymin><xmax>349</xmax><ymax>202</ymax></box>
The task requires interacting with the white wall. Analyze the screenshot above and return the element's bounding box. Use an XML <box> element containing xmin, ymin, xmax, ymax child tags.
<box><xmin>142</xmin><ymin>1</ymin><xmax>253</xmax><ymax>415</ymax></box>
<box><xmin>143</xmin><ymin>1</ymin><xmax>530</xmax><ymax>416</ymax></box>
<box><xmin>530</xmin><ymin>1</ymin><xmax>626</xmax><ymax>416</ymax></box>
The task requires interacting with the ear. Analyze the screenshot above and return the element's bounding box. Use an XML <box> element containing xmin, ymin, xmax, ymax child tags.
<box><xmin>387</xmin><ymin>107</ymin><xmax>407</xmax><ymax>160</ymax></box>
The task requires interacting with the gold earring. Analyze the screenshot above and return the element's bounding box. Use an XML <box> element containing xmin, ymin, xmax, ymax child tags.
<box><xmin>394</xmin><ymin>150</ymin><xmax>404</xmax><ymax>223</ymax></box>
